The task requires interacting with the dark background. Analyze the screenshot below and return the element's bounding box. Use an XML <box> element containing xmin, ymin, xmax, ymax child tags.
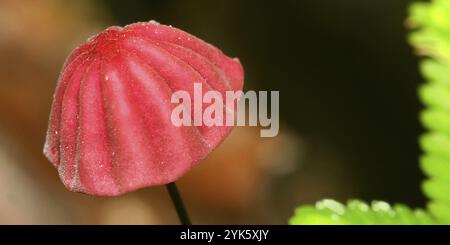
<box><xmin>103</xmin><ymin>0</ymin><xmax>426</xmax><ymax>205</ymax></box>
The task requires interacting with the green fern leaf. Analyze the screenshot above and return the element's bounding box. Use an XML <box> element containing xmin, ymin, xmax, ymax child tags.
<box><xmin>289</xmin><ymin>200</ymin><xmax>435</xmax><ymax>225</ymax></box>
<box><xmin>409</xmin><ymin>0</ymin><xmax>450</xmax><ymax>224</ymax></box>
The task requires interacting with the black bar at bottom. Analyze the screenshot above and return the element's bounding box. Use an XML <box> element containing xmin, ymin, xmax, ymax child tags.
<box><xmin>0</xmin><ymin>225</ymin><xmax>448</xmax><ymax>243</ymax></box>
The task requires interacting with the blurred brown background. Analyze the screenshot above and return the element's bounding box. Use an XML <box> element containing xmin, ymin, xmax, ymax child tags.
<box><xmin>0</xmin><ymin>0</ymin><xmax>425</xmax><ymax>224</ymax></box>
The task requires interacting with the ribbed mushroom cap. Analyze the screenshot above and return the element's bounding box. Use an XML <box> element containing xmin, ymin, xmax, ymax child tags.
<box><xmin>44</xmin><ymin>21</ymin><xmax>244</xmax><ymax>196</ymax></box>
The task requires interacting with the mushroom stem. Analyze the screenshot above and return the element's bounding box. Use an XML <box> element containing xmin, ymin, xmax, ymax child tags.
<box><xmin>166</xmin><ymin>182</ymin><xmax>191</xmax><ymax>225</ymax></box>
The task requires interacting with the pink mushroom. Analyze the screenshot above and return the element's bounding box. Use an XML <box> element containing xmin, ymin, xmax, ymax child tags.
<box><xmin>43</xmin><ymin>21</ymin><xmax>244</xmax><ymax>223</ymax></box>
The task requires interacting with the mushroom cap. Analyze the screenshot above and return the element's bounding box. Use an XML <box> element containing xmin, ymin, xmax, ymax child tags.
<box><xmin>44</xmin><ymin>21</ymin><xmax>244</xmax><ymax>196</ymax></box>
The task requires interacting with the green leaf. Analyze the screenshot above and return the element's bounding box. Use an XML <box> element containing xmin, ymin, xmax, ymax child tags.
<box><xmin>410</xmin><ymin>0</ymin><xmax>450</xmax><ymax>224</ymax></box>
<box><xmin>419</xmin><ymin>84</ymin><xmax>450</xmax><ymax>113</ymax></box>
<box><xmin>289</xmin><ymin>199</ymin><xmax>436</xmax><ymax>225</ymax></box>
<box><xmin>420</xmin><ymin>60</ymin><xmax>450</xmax><ymax>86</ymax></box>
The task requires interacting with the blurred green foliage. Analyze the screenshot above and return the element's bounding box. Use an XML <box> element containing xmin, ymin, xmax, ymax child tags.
<box><xmin>413</xmin><ymin>0</ymin><xmax>450</xmax><ymax>224</ymax></box>
<box><xmin>289</xmin><ymin>200</ymin><xmax>434</xmax><ymax>225</ymax></box>
<box><xmin>290</xmin><ymin>0</ymin><xmax>450</xmax><ymax>225</ymax></box>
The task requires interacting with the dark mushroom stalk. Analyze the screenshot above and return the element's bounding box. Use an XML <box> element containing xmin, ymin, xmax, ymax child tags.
<box><xmin>166</xmin><ymin>182</ymin><xmax>191</xmax><ymax>225</ymax></box>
